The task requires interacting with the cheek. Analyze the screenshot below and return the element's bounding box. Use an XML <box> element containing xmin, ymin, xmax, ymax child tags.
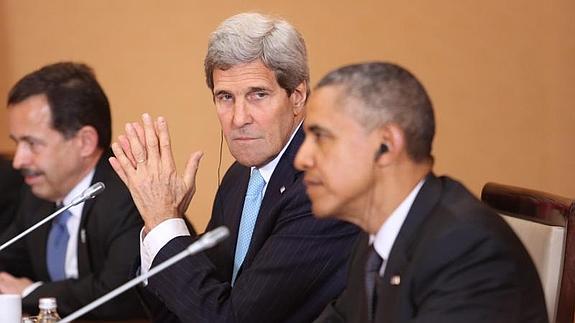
<box><xmin>323</xmin><ymin>153</ymin><xmax>372</xmax><ymax>195</ymax></box>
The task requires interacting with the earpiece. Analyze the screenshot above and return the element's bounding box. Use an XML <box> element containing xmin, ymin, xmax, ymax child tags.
<box><xmin>374</xmin><ymin>144</ymin><xmax>389</xmax><ymax>160</ymax></box>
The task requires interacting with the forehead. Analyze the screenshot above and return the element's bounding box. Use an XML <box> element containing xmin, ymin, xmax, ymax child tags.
<box><xmin>8</xmin><ymin>94</ymin><xmax>53</xmax><ymax>129</ymax></box>
<box><xmin>306</xmin><ymin>86</ymin><xmax>364</xmax><ymax>132</ymax></box>
<box><xmin>212</xmin><ymin>60</ymin><xmax>279</xmax><ymax>92</ymax></box>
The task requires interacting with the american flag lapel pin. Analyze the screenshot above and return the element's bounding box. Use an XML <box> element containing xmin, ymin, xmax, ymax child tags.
<box><xmin>81</xmin><ymin>229</ymin><xmax>87</xmax><ymax>244</ymax></box>
<box><xmin>280</xmin><ymin>186</ymin><xmax>286</xmax><ymax>194</ymax></box>
<box><xmin>390</xmin><ymin>275</ymin><xmax>401</xmax><ymax>286</ymax></box>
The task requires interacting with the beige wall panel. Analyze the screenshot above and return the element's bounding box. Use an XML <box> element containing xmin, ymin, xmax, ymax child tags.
<box><xmin>1</xmin><ymin>0</ymin><xmax>573</xmax><ymax>230</ymax></box>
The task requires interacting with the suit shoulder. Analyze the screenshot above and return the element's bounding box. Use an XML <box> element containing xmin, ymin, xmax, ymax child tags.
<box><xmin>416</xmin><ymin>176</ymin><xmax>529</xmax><ymax>262</ymax></box>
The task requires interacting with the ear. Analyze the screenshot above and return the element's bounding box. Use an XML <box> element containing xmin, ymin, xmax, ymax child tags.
<box><xmin>289</xmin><ymin>81</ymin><xmax>308</xmax><ymax>116</ymax></box>
<box><xmin>75</xmin><ymin>125</ymin><xmax>99</xmax><ymax>157</ymax></box>
<box><xmin>374</xmin><ymin>123</ymin><xmax>405</xmax><ymax>167</ymax></box>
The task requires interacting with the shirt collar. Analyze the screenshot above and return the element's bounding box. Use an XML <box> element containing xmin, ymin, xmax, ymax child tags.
<box><xmin>370</xmin><ymin>179</ymin><xmax>425</xmax><ymax>261</ymax></box>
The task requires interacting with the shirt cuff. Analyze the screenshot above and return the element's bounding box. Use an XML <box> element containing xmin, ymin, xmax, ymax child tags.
<box><xmin>140</xmin><ymin>218</ymin><xmax>191</xmax><ymax>275</ymax></box>
<box><xmin>22</xmin><ymin>281</ymin><xmax>43</xmax><ymax>297</ymax></box>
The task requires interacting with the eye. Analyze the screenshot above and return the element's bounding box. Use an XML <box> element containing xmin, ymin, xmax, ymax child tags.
<box><xmin>25</xmin><ymin>138</ymin><xmax>45</xmax><ymax>153</ymax></box>
<box><xmin>216</xmin><ymin>93</ymin><xmax>233</xmax><ymax>103</ymax></box>
<box><xmin>248</xmin><ymin>90</ymin><xmax>269</xmax><ymax>101</ymax></box>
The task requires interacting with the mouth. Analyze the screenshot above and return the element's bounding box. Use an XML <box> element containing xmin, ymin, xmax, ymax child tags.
<box><xmin>232</xmin><ymin>137</ymin><xmax>260</xmax><ymax>143</ymax></box>
<box><xmin>21</xmin><ymin>169</ymin><xmax>44</xmax><ymax>185</ymax></box>
<box><xmin>303</xmin><ymin>176</ymin><xmax>323</xmax><ymax>188</ymax></box>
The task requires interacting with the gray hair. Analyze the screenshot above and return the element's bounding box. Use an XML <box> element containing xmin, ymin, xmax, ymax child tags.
<box><xmin>317</xmin><ymin>62</ymin><xmax>435</xmax><ymax>162</ymax></box>
<box><xmin>204</xmin><ymin>12</ymin><xmax>310</xmax><ymax>99</ymax></box>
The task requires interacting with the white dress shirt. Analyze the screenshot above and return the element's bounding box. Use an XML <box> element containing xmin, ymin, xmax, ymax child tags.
<box><xmin>140</xmin><ymin>122</ymin><xmax>303</xmax><ymax>276</ymax></box>
<box><xmin>22</xmin><ymin>169</ymin><xmax>95</xmax><ymax>296</ymax></box>
<box><xmin>369</xmin><ymin>179</ymin><xmax>425</xmax><ymax>276</ymax></box>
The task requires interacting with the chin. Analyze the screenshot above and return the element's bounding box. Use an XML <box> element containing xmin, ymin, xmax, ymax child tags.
<box><xmin>233</xmin><ymin>153</ymin><xmax>272</xmax><ymax>168</ymax></box>
<box><xmin>311</xmin><ymin>204</ymin><xmax>337</xmax><ymax>219</ymax></box>
<box><xmin>31</xmin><ymin>187</ymin><xmax>56</xmax><ymax>202</ymax></box>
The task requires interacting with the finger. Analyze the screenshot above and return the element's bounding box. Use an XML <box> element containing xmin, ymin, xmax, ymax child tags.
<box><xmin>157</xmin><ymin>116</ymin><xmax>176</xmax><ymax>170</ymax></box>
<box><xmin>109</xmin><ymin>156</ymin><xmax>129</xmax><ymax>185</ymax></box>
<box><xmin>132</xmin><ymin>122</ymin><xmax>146</xmax><ymax>146</ymax></box>
<box><xmin>183</xmin><ymin>151</ymin><xmax>204</xmax><ymax>188</ymax></box>
<box><xmin>111</xmin><ymin>142</ymin><xmax>136</xmax><ymax>180</ymax></box>
<box><xmin>118</xmin><ymin>135</ymin><xmax>136</xmax><ymax>168</ymax></box>
<box><xmin>142</xmin><ymin>113</ymin><xmax>160</xmax><ymax>164</ymax></box>
<box><xmin>125</xmin><ymin>123</ymin><xmax>147</xmax><ymax>165</ymax></box>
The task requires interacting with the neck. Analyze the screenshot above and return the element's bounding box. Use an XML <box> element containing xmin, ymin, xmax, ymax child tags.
<box><xmin>54</xmin><ymin>149</ymin><xmax>103</xmax><ymax>202</ymax></box>
<box><xmin>359</xmin><ymin>160</ymin><xmax>432</xmax><ymax>234</ymax></box>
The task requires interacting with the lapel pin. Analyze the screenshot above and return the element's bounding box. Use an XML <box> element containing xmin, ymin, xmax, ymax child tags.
<box><xmin>390</xmin><ymin>275</ymin><xmax>401</xmax><ymax>286</ymax></box>
<box><xmin>280</xmin><ymin>186</ymin><xmax>286</xmax><ymax>194</ymax></box>
<box><xmin>81</xmin><ymin>229</ymin><xmax>87</xmax><ymax>244</ymax></box>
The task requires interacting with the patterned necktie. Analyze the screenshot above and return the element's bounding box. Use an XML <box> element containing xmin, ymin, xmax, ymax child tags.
<box><xmin>46</xmin><ymin>209</ymin><xmax>73</xmax><ymax>281</ymax></box>
<box><xmin>232</xmin><ymin>169</ymin><xmax>265</xmax><ymax>285</ymax></box>
<box><xmin>365</xmin><ymin>245</ymin><xmax>384</xmax><ymax>322</ymax></box>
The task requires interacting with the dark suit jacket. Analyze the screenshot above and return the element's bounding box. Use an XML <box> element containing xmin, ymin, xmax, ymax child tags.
<box><xmin>0</xmin><ymin>151</ymin><xmax>146</xmax><ymax>319</ymax></box>
<box><xmin>143</xmin><ymin>128</ymin><xmax>359</xmax><ymax>322</ymax></box>
<box><xmin>0</xmin><ymin>156</ymin><xmax>23</xmax><ymax>236</ymax></box>
<box><xmin>315</xmin><ymin>174</ymin><xmax>548</xmax><ymax>323</ymax></box>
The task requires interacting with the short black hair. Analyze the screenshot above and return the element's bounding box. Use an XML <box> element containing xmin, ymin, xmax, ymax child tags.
<box><xmin>316</xmin><ymin>62</ymin><xmax>435</xmax><ymax>162</ymax></box>
<box><xmin>7</xmin><ymin>62</ymin><xmax>112</xmax><ymax>149</ymax></box>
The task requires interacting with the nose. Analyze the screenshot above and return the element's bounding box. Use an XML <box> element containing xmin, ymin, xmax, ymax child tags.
<box><xmin>231</xmin><ymin>98</ymin><xmax>253</xmax><ymax>128</ymax></box>
<box><xmin>12</xmin><ymin>143</ymin><xmax>31</xmax><ymax>170</ymax></box>
<box><xmin>294</xmin><ymin>137</ymin><xmax>314</xmax><ymax>171</ymax></box>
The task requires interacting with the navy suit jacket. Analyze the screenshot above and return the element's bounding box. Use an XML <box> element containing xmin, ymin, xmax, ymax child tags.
<box><xmin>143</xmin><ymin>128</ymin><xmax>360</xmax><ymax>322</ymax></box>
<box><xmin>315</xmin><ymin>174</ymin><xmax>548</xmax><ymax>323</ymax></box>
<box><xmin>0</xmin><ymin>151</ymin><xmax>146</xmax><ymax>319</ymax></box>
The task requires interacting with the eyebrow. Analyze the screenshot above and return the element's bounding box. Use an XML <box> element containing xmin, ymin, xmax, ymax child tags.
<box><xmin>9</xmin><ymin>134</ymin><xmax>44</xmax><ymax>144</ymax></box>
<box><xmin>307</xmin><ymin>124</ymin><xmax>333</xmax><ymax>137</ymax></box>
<box><xmin>213</xmin><ymin>86</ymin><xmax>272</xmax><ymax>97</ymax></box>
<box><xmin>213</xmin><ymin>89</ymin><xmax>231</xmax><ymax>97</ymax></box>
<box><xmin>247</xmin><ymin>87</ymin><xmax>270</xmax><ymax>93</ymax></box>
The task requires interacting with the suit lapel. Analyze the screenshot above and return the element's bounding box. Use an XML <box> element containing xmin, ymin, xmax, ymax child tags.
<box><xmin>76</xmin><ymin>151</ymin><xmax>111</xmax><ymax>276</ymax></box>
<box><xmin>77</xmin><ymin>197</ymin><xmax>94</xmax><ymax>276</ymax></box>
<box><xmin>378</xmin><ymin>173</ymin><xmax>443</xmax><ymax>321</ymax></box>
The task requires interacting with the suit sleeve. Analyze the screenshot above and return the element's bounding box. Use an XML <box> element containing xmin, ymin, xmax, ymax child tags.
<box><xmin>0</xmin><ymin>208</ymin><xmax>35</xmax><ymax>278</ymax></box>
<box><xmin>145</xmin><ymin>181</ymin><xmax>359</xmax><ymax>323</ymax></box>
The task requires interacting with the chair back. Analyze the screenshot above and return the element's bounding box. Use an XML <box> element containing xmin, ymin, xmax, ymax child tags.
<box><xmin>481</xmin><ymin>182</ymin><xmax>575</xmax><ymax>323</ymax></box>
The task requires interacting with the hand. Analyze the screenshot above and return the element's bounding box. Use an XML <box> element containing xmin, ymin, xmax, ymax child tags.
<box><xmin>109</xmin><ymin>113</ymin><xmax>203</xmax><ymax>232</ymax></box>
<box><xmin>0</xmin><ymin>272</ymin><xmax>33</xmax><ymax>294</ymax></box>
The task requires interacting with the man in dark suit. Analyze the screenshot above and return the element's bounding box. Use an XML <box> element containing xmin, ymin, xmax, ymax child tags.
<box><xmin>0</xmin><ymin>156</ymin><xmax>23</xmax><ymax>235</ymax></box>
<box><xmin>295</xmin><ymin>62</ymin><xmax>548</xmax><ymax>322</ymax></box>
<box><xmin>0</xmin><ymin>62</ymin><xmax>145</xmax><ymax>319</ymax></box>
<box><xmin>109</xmin><ymin>12</ymin><xmax>359</xmax><ymax>322</ymax></box>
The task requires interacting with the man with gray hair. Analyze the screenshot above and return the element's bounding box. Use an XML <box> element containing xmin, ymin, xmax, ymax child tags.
<box><xmin>110</xmin><ymin>12</ymin><xmax>358</xmax><ymax>322</ymax></box>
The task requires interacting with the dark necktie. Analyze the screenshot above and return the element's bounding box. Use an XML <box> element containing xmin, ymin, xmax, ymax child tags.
<box><xmin>365</xmin><ymin>245</ymin><xmax>383</xmax><ymax>322</ymax></box>
<box><xmin>46</xmin><ymin>209</ymin><xmax>73</xmax><ymax>281</ymax></box>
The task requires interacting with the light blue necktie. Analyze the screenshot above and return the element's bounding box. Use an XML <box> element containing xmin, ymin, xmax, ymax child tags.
<box><xmin>232</xmin><ymin>169</ymin><xmax>265</xmax><ymax>285</ymax></box>
<box><xmin>46</xmin><ymin>209</ymin><xmax>73</xmax><ymax>281</ymax></box>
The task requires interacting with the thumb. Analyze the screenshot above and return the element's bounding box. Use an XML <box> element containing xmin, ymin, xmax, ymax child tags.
<box><xmin>183</xmin><ymin>151</ymin><xmax>204</xmax><ymax>188</ymax></box>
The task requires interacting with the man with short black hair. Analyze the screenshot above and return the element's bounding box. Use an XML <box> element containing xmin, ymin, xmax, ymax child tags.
<box><xmin>295</xmin><ymin>62</ymin><xmax>548</xmax><ymax>323</ymax></box>
<box><xmin>0</xmin><ymin>62</ymin><xmax>145</xmax><ymax>319</ymax></box>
